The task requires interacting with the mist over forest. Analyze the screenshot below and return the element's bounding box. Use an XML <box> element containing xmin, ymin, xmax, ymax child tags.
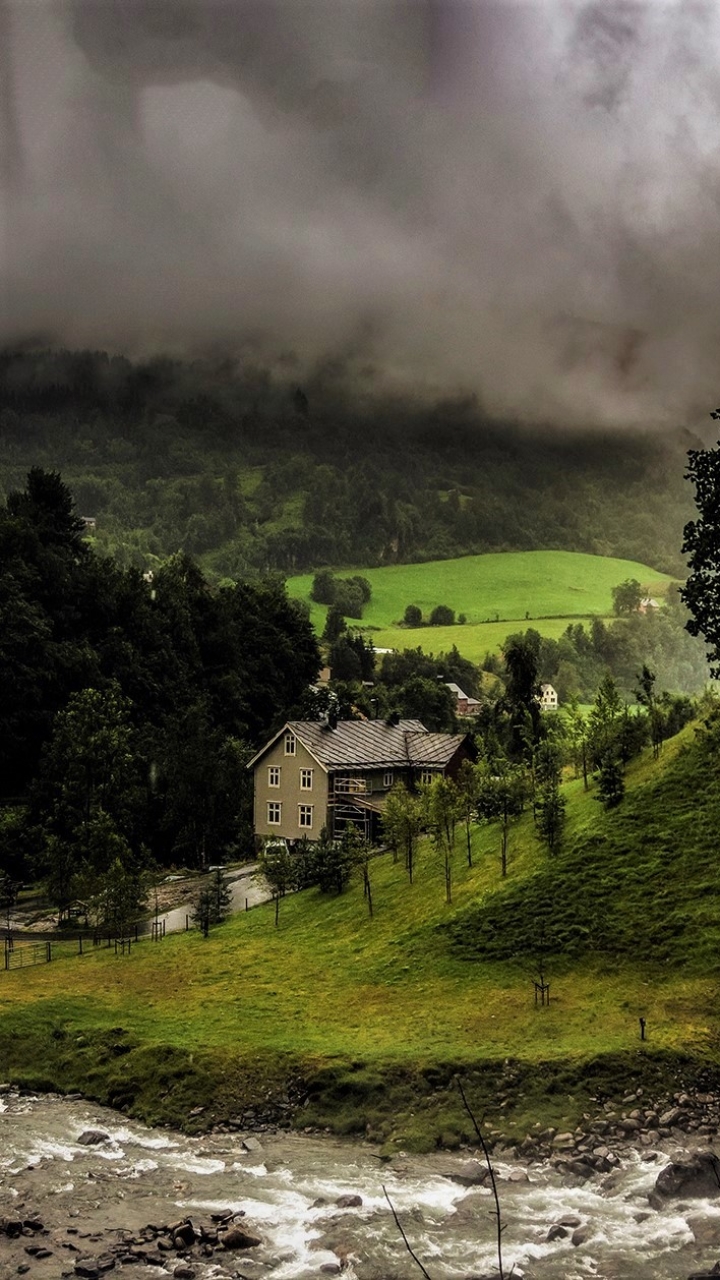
<box><xmin>3</xmin><ymin>0</ymin><xmax>720</xmax><ymax>430</ymax></box>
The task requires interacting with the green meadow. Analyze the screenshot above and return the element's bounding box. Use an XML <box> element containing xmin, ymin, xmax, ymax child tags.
<box><xmin>286</xmin><ymin>550</ymin><xmax>675</xmax><ymax>660</ymax></box>
<box><xmin>1</xmin><ymin>722</ymin><xmax>717</xmax><ymax>1149</ymax></box>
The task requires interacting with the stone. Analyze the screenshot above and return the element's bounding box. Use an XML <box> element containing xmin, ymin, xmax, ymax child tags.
<box><xmin>447</xmin><ymin>1161</ymin><xmax>488</xmax><ymax>1187</ymax></box>
<box><xmin>0</xmin><ymin>1216</ymin><xmax>22</xmax><ymax>1237</ymax></box>
<box><xmin>688</xmin><ymin>1215</ymin><xmax>720</xmax><ymax>1246</ymax></box>
<box><xmin>242</xmin><ymin>1137</ymin><xmax>262</xmax><ymax>1153</ymax></box>
<box><xmin>335</xmin><ymin>1195</ymin><xmax>363</xmax><ymax>1208</ymax></box>
<box><xmin>546</xmin><ymin>1225</ymin><xmax>568</xmax><ymax>1242</ymax></box>
<box><xmin>220</xmin><ymin>1226</ymin><xmax>263</xmax><ymax>1250</ymax></box>
<box><xmin>76</xmin><ymin>1131</ymin><xmax>111</xmax><ymax>1147</ymax></box>
<box><xmin>650</xmin><ymin>1155</ymin><xmax>720</xmax><ymax>1208</ymax></box>
<box><xmin>173</xmin><ymin>1268</ymin><xmax>196</xmax><ymax>1279</ymax></box>
<box><xmin>571</xmin><ymin>1225</ymin><xmax>590</xmax><ymax>1247</ymax></box>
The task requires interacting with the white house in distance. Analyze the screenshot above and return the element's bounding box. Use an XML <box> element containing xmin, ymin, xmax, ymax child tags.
<box><xmin>539</xmin><ymin>683</ymin><xmax>559</xmax><ymax>711</ymax></box>
<box><xmin>638</xmin><ymin>597</ymin><xmax>660</xmax><ymax>614</ymax></box>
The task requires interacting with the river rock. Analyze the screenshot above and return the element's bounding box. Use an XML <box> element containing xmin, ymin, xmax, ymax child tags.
<box><xmin>688</xmin><ymin>1215</ymin><xmax>720</xmax><ymax>1245</ymax></box>
<box><xmin>546</xmin><ymin>1224</ymin><xmax>568</xmax><ymax>1241</ymax></box>
<box><xmin>649</xmin><ymin>1154</ymin><xmax>720</xmax><ymax>1208</ymax></box>
<box><xmin>77</xmin><ymin>1130</ymin><xmax>111</xmax><ymax>1146</ymax></box>
<box><xmin>687</xmin><ymin>1265</ymin><xmax>720</xmax><ymax>1279</ymax></box>
<box><xmin>221</xmin><ymin>1225</ymin><xmax>263</xmax><ymax>1250</ymax></box>
<box><xmin>0</xmin><ymin>1214</ymin><xmax>23</xmax><ymax>1236</ymax></box>
<box><xmin>173</xmin><ymin>1267</ymin><xmax>196</xmax><ymax>1279</ymax></box>
<box><xmin>446</xmin><ymin>1160</ymin><xmax>489</xmax><ymax>1186</ymax></box>
<box><xmin>335</xmin><ymin>1194</ymin><xmax>363</xmax><ymax>1208</ymax></box>
<box><xmin>571</xmin><ymin>1225</ymin><xmax>591</xmax><ymax>1246</ymax></box>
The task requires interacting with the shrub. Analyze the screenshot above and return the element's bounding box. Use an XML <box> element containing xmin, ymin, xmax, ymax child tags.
<box><xmin>403</xmin><ymin>604</ymin><xmax>422</xmax><ymax>627</ymax></box>
<box><xmin>429</xmin><ymin>604</ymin><xmax>455</xmax><ymax>626</ymax></box>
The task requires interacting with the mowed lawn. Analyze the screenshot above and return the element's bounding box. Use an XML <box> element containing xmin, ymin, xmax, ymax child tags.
<box><xmin>286</xmin><ymin>551</ymin><xmax>675</xmax><ymax>659</ymax></box>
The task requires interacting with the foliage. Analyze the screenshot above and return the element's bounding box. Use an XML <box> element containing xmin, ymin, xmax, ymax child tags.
<box><xmin>682</xmin><ymin>435</ymin><xmax>720</xmax><ymax>676</ymax></box>
<box><xmin>403</xmin><ymin>604</ymin><xmax>422</xmax><ymax>627</ymax></box>
<box><xmin>429</xmin><ymin>604</ymin><xmax>455</xmax><ymax>626</ymax></box>
<box><xmin>0</xmin><ymin>470</ymin><xmax>320</xmax><ymax>887</ymax></box>
<box><xmin>193</xmin><ymin>868</ymin><xmax>232</xmax><ymax>937</ymax></box>
<box><xmin>612</xmin><ymin>578</ymin><xmax>643</xmax><ymax>615</ymax></box>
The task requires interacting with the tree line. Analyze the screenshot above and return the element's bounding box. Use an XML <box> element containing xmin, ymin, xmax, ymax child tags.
<box><xmin>0</xmin><ymin>347</ymin><xmax>696</xmax><ymax>579</ymax></box>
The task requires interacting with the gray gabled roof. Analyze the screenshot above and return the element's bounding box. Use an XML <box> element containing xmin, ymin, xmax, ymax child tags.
<box><xmin>248</xmin><ymin>719</ymin><xmax>468</xmax><ymax>772</ymax></box>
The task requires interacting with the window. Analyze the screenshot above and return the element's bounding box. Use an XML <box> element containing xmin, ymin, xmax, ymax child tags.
<box><xmin>284</xmin><ymin>732</ymin><xmax>296</xmax><ymax>755</ymax></box>
<box><xmin>383</xmin><ymin>771</ymin><xmax>394</xmax><ymax>788</ymax></box>
<box><xmin>298</xmin><ymin>804</ymin><xmax>313</xmax><ymax>829</ymax></box>
<box><xmin>268</xmin><ymin>766</ymin><xmax>281</xmax><ymax>787</ymax></box>
<box><xmin>420</xmin><ymin>769</ymin><xmax>433</xmax><ymax>786</ymax></box>
<box><xmin>300</xmin><ymin>768</ymin><xmax>313</xmax><ymax>790</ymax></box>
<box><xmin>267</xmin><ymin>802</ymin><xmax>282</xmax><ymax>825</ymax></box>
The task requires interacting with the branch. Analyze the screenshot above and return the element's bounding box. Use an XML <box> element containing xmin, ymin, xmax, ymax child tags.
<box><xmin>382</xmin><ymin>1186</ymin><xmax>434</xmax><ymax>1280</ymax></box>
<box><xmin>456</xmin><ymin>1077</ymin><xmax>505</xmax><ymax>1280</ymax></box>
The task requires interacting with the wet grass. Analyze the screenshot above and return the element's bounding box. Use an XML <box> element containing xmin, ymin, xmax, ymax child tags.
<box><xmin>0</xmin><ymin>723</ymin><xmax>718</xmax><ymax>1147</ymax></box>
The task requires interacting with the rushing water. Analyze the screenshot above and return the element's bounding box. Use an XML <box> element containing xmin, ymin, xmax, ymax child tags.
<box><xmin>0</xmin><ymin>1091</ymin><xmax>718</xmax><ymax>1279</ymax></box>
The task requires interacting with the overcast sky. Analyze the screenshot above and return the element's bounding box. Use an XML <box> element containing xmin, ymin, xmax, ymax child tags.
<box><xmin>2</xmin><ymin>0</ymin><xmax>720</xmax><ymax>427</ymax></box>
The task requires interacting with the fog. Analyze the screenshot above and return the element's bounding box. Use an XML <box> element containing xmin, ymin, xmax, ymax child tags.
<box><xmin>2</xmin><ymin>0</ymin><xmax>720</xmax><ymax>426</ymax></box>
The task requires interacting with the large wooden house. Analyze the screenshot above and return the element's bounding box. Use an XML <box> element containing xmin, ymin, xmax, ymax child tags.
<box><xmin>249</xmin><ymin>717</ymin><xmax>474</xmax><ymax>844</ymax></box>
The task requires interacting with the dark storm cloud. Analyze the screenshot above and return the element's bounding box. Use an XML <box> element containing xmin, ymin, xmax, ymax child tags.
<box><xmin>2</xmin><ymin>0</ymin><xmax>720</xmax><ymax>426</ymax></box>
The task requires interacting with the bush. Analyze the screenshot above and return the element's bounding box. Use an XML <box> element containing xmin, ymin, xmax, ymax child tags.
<box><xmin>429</xmin><ymin>604</ymin><xmax>455</xmax><ymax>626</ymax></box>
<box><xmin>311</xmin><ymin>569</ymin><xmax>336</xmax><ymax>605</ymax></box>
<box><xmin>403</xmin><ymin>604</ymin><xmax>422</xmax><ymax>628</ymax></box>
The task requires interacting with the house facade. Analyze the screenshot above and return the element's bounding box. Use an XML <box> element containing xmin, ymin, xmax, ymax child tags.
<box><xmin>249</xmin><ymin>718</ymin><xmax>474</xmax><ymax>844</ymax></box>
<box><xmin>539</xmin><ymin>683</ymin><xmax>559</xmax><ymax>710</ymax></box>
<box><xmin>445</xmin><ymin>682</ymin><xmax>481</xmax><ymax>717</ymax></box>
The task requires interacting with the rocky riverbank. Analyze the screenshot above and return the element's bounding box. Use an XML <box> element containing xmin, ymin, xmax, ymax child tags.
<box><xmin>4</xmin><ymin>1087</ymin><xmax>720</xmax><ymax>1280</ymax></box>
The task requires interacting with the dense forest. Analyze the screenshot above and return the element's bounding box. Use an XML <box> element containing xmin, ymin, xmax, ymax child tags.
<box><xmin>0</xmin><ymin>348</ymin><xmax>699</xmax><ymax>578</ymax></box>
<box><xmin>0</xmin><ymin>469</ymin><xmax>320</xmax><ymax>905</ymax></box>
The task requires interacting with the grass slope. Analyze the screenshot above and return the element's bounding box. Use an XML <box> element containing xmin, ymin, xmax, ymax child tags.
<box><xmin>0</xmin><ymin>722</ymin><xmax>718</xmax><ymax>1147</ymax></box>
<box><xmin>286</xmin><ymin>550</ymin><xmax>675</xmax><ymax>659</ymax></box>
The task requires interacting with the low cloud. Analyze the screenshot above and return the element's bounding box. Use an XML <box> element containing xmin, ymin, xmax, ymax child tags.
<box><xmin>2</xmin><ymin>0</ymin><xmax>720</xmax><ymax>427</ymax></box>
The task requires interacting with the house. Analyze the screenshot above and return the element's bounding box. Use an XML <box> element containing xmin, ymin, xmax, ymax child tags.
<box><xmin>80</xmin><ymin>516</ymin><xmax>96</xmax><ymax>533</ymax></box>
<box><xmin>248</xmin><ymin>717</ymin><xmax>474</xmax><ymax>844</ymax></box>
<box><xmin>445</xmin><ymin>682</ymin><xmax>482</xmax><ymax>717</ymax></box>
<box><xmin>638</xmin><ymin>597</ymin><xmax>660</xmax><ymax>613</ymax></box>
<box><xmin>539</xmin><ymin>683</ymin><xmax>558</xmax><ymax>710</ymax></box>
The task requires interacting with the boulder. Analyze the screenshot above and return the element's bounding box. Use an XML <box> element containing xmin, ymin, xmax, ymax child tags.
<box><xmin>77</xmin><ymin>1130</ymin><xmax>111</xmax><ymax>1146</ymax></box>
<box><xmin>221</xmin><ymin>1225</ymin><xmax>263</xmax><ymax>1250</ymax></box>
<box><xmin>335</xmin><ymin>1194</ymin><xmax>363</xmax><ymax>1208</ymax></box>
<box><xmin>688</xmin><ymin>1216</ymin><xmax>720</xmax><ymax>1246</ymax></box>
<box><xmin>0</xmin><ymin>1215</ymin><xmax>23</xmax><ymax>1237</ymax></box>
<box><xmin>446</xmin><ymin>1161</ymin><xmax>489</xmax><ymax>1187</ymax></box>
<box><xmin>546</xmin><ymin>1224</ymin><xmax>568</xmax><ymax>1242</ymax></box>
<box><xmin>649</xmin><ymin>1155</ymin><xmax>720</xmax><ymax>1208</ymax></box>
<box><xmin>571</xmin><ymin>1225</ymin><xmax>590</xmax><ymax>1247</ymax></box>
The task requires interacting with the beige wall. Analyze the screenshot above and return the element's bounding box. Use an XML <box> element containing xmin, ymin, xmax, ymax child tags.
<box><xmin>253</xmin><ymin>733</ymin><xmax>329</xmax><ymax>841</ymax></box>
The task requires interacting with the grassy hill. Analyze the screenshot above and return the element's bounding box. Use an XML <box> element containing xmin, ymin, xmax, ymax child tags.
<box><xmin>1</xmin><ymin>718</ymin><xmax>718</xmax><ymax>1149</ymax></box>
<box><xmin>286</xmin><ymin>550</ymin><xmax>675</xmax><ymax>661</ymax></box>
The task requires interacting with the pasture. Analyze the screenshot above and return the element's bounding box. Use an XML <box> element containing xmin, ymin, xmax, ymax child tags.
<box><xmin>286</xmin><ymin>550</ymin><xmax>675</xmax><ymax>659</ymax></box>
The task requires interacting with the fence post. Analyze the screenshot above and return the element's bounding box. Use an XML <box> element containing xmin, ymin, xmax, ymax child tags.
<box><xmin>78</xmin><ymin>935</ymin><xmax>83</xmax><ymax>955</ymax></box>
<box><xmin>162</xmin><ymin>919</ymin><xmax>166</xmax><ymax>937</ymax></box>
<box><xmin>185</xmin><ymin>915</ymin><xmax>189</xmax><ymax>931</ymax></box>
<box><xmin>46</xmin><ymin>941</ymin><xmax>51</xmax><ymax>963</ymax></box>
<box><xmin>4</xmin><ymin>939</ymin><xmax>8</xmax><ymax>970</ymax></box>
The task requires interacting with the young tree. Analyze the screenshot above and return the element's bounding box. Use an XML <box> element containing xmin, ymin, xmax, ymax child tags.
<box><xmin>535</xmin><ymin>777</ymin><xmax>566</xmax><ymax>855</ymax></box>
<box><xmin>456</xmin><ymin>759</ymin><xmax>481</xmax><ymax>867</ymax></box>
<box><xmin>476</xmin><ymin>763</ymin><xmax>526</xmax><ymax>878</ymax></box>
<box><xmin>636</xmin><ymin>664</ymin><xmax>663</xmax><ymax>759</ymax></box>
<box><xmin>423</xmin><ymin>775</ymin><xmax>459</xmax><ymax>904</ymax></box>
<box><xmin>429</xmin><ymin>604</ymin><xmax>455</xmax><ymax>626</ymax></box>
<box><xmin>258</xmin><ymin>840</ymin><xmax>294</xmax><ymax>925</ymax></box>
<box><xmin>383</xmin><ymin>781</ymin><xmax>423</xmax><ymax>882</ymax></box>
<box><xmin>596</xmin><ymin>751</ymin><xmax>625</xmax><ymax>808</ymax></box>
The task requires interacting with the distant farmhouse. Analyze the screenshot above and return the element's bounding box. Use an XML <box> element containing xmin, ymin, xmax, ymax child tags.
<box><xmin>539</xmin><ymin>683</ymin><xmax>559</xmax><ymax>710</ymax></box>
<box><xmin>445</xmin><ymin>682</ymin><xmax>481</xmax><ymax>717</ymax></box>
<box><xmin>638</xmin><ymin>597</ymin><xmax>660</xmax><ymax>613</ymax></box>
<box><xmin>249</xmin><ymin>718</ymin><xmax>474</xmax><ymax>845</ymax></box>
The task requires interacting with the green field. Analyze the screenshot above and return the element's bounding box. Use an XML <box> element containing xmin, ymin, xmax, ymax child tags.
<box><xmin>1</xmin><ymin>721</ymin><xmax>717</xmax><ymax>1149</ymax></box>
<box><xmin>286</xmin><ymin>550</ymin><xmax>675</xmax><ymax>660</ymax></box>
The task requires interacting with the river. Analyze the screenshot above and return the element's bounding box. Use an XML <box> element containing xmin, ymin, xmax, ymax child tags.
<box><xmin>1</xmin><ymin>1091</ymin><xmax>719</xmax><ymax>1279</ymax></box>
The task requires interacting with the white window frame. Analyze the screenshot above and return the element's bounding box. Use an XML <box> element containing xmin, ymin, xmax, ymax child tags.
<box><xmin>267</xmin><ymin>801</ymin><xmax>282</xmax><ymax>825</ymax></box>
<box><xmin>284</xmin><ymin>732</ymin><xmax>296</xmax><ymax>755</ymax></box>
<box><xmin>420</xmin><ymin>769</ymin><xmax>433</xmax><ymax>786</ymax></box>
<box><xmin>383</xmin><ymin>770</ymin><xmax>394</xmax><ymax>788</ymax></box>
<box><xmin>298</xmin><ymin>804</ymin><xmax>314</xmax><ymax>830</ymax></box>
<box><xmin>300</xmin><ymin>768</ymin><xmax>314</xmax><ymax>791</ymax></box>
<box><xmin>268</xmin><ymin>766</ymin><xmax>281</xmax><ymax>788</ymax></box>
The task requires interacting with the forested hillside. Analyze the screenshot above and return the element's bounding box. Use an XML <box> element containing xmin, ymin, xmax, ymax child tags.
<box><xmin>0</xmin><ymin>469</ymin><xmax>319</xmax><ymax>896</ymax></box>
<box><xmin>0</xmin><ymin>348</ymin><xmax>698</xmax><ymax>577</ymax></box>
